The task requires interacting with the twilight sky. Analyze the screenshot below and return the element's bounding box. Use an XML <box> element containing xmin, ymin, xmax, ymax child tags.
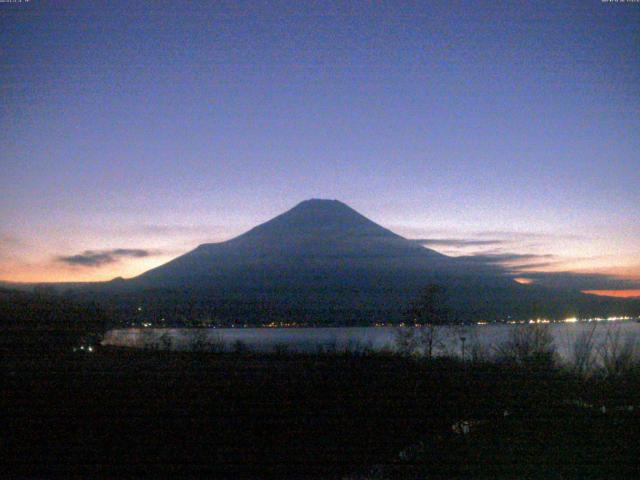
<box><xmin>1</xmin><ymin>1</ymin><xmax>639</xmax><ymax>293</ymax></box>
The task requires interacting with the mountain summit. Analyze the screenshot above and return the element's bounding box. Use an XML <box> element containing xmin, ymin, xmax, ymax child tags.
<box><xmin>240</xmin><ymin>199</ymin><xmax>401</xmax><ymax>239</ymax></box>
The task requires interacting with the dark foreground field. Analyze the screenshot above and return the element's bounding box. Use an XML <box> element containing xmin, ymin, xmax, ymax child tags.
<box><xmin>3</xmin><ymin>348</ymin><xmax>639</xmax><ymax>479</ymax></box>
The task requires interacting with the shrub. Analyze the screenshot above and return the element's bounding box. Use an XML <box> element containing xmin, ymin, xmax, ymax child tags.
<box><xmin>232</xmin><ymin>339</ymin><xmax>248</xmax><ymax>354</ymax></box>
<box><xmin>208</xmin><ymin>332</ymin><xmax>226</xmax><ymax>353</ymax></box>
<box><xmin>140</xmin><ymin>330</ymin><xmax>159</xmax><ymax>350</ymax></box>
<box><xmin>189</xmin><ymin>329</ymin><xmax>209</xmax><ymax>352</ymax></box>
<box><xmin>159</xmin><ymin>332</ymin><xmax>173</xmax><ymax>351</ymax></box>
<box><xmin>342</xmin><ymin>338</ymin><xmax>374</xmax><ymax>356</ymax></box>
<box><xmin>466</xmin><ymin>333</ymin><xmax>492</xmax><ymax>363</ymax></box>
<box><xmin>495</xmin><ymin>324</ymin><xmax>556</xmax><ymax>367</ymax></box>
<box><xmin>315</xmin><ymin>339</ymin><xmax>338</xmax><ymax>355</ymax></box>
<box><xmin>272</xmin><ymin>342</ymin><xmax>290</xmax><ymax>355</ymax></box>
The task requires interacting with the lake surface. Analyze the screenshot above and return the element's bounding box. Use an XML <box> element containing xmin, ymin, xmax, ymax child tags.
<box><xmin>102</xmin><ymin>320</ymin><xmax>640</xmax><ymax>360</ymax></box>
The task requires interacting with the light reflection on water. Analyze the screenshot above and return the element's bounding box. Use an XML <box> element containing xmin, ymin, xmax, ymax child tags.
<box><xmin>102</xmin><ymin>321</ymin><xmax>640</xmax><ymax>360</ymax></box>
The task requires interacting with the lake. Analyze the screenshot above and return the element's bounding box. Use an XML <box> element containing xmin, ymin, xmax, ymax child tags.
<box><xmin>102</xmin><ymin>320</ymin><xmax>640</xmax><ymax>360</ymax></box>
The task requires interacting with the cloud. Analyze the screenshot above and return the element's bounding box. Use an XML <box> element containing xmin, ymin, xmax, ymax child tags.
<box><xmin>415</xmin><ymin>238</ymin><xmax>507</xmax><ymax>248</ymax></box>
<box><xmin>520</xmin><ymin>271</ymin><xmax>640</xmax><ymax>290</ymax></box>
<box><xmin>401</xmin><ymin>227</ymin><xmax>585</xmax><ymax>243</ymax></box>
<box><xmin>507</xmin><ymin>261</ymin><xmax>560</xmax><ymax>271</ymax></box>
<box><xmin>458</xmin><ymin>252</ymin><xmax>556</xmax><ymax>266</ymax></box>
<box><xmin>442</xmin><ymin>249</ymin><xmax>640</xmax><ymax>291</ymax></box>
<box><xmin>57</xmin><ymin>248</ymin><xmax>154</xmax><ymax>267</ymax></box>
<box><xmin>472</xmin><ymin>231</ymin><xmax>586</xmax><ymax>241</ymax></box>
<box><xmin>453</xmin><ymin>252</ymin><xmax>640</xmax><ymax>290</ymax></box>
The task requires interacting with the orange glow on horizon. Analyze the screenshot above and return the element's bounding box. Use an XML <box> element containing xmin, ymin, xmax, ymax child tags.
<box><xmin>0</xmin><ymin>255</ymin><xmax>177</xmax><ymax>284</ymax></box>
<box><xmin>514</xmin><ymin>277</ymin><xmax>534</xmax><ymax>285</ymax></box>
<box><xmin>583</xmin><ymin>290</ymin><xmax>640</xmax><ymax>299</ymax></box>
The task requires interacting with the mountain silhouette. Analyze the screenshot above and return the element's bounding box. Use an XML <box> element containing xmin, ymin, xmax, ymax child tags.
<box><xmin>136</xmin><ymin>199</ymin><xmax>466</xmax><ymax>284</ymax></box>
<box><xmin>96</xmin><ymin>199</ymin><xmax>635</xmax><ymax>325</ymax></box>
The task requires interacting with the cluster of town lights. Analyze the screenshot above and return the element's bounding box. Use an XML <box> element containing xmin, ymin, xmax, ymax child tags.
<box><xmin>502</xmin><ymin>316</ymin><xmax>634</xmax><ymax>325</ymax></box>
<box><xmin>264</xmin><ymin>321</ymin><xmax>304</xmax><ymax>328</ymax></box>
<box><xmin>396</xmin><ymin>315</ymin><xmax>635</xmax><ymax>328</ymax></box>
<box><xmin>73</xmin><ymin>345</ymin><xmax>94</xmax><ymax>353</ymax></box>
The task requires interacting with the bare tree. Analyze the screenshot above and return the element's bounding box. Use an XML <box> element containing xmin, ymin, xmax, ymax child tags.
<box><xmin>406</xmin><ymin>284</ymin><xmax>451</xmax><ymax>359</ymax></box>
<box><xmin>394</xmin><ymin>326</ymin><xmax>418</xmax><ymax>356</ymax></box>
<box><xmin>416</xmin><ymin>323</ymin><xmax>445</xmax><ymax>359</ymax></box>
<box><xmin>597</xmin><ymin>326</ymin><xmax>639</xmax><ymax>377</ymax></box>
<box><xmin>570</xmin><ymin>323</ymin><xmax>598</xmax><ymax>376</ymax></box>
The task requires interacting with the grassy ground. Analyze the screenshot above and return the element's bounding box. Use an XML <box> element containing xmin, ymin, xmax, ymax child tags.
<box><xmin>2</xmin><ymin>347</ymin><xmax>639</xmax><ymax>478</ymax></box>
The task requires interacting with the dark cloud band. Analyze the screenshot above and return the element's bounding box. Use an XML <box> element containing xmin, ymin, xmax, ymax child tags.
<box><xmin>57</xmin><ymin>249</ymin><xmax>152</xmax><ymax>267</ymax></box>
<box><xmin>415</xmin><ymin>238</ymin><xmax>507</xmax><ymax>248</ymax></box>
